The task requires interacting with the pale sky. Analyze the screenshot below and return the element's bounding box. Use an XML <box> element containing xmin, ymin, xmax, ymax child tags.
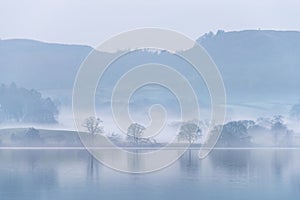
<box><xmin>0</xmin><ymin>0</ymin><xmax>300</xmax><ymax>47</ymax></box>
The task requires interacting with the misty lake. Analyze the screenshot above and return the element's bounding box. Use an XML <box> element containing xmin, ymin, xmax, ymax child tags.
<box><xmin>1</xmin><ymin>149</ymin><xmax>300</xmax><ymax>200</ymax></box>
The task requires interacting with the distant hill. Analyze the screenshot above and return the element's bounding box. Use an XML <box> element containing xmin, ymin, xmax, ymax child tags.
<box><xmin>0</xmin><ymin>39</ymin><xmax>92</xmax><ymax>90</ymax></box>
<box><xmin>198</xmin><ymin>30</ymin><xmax>300</xmax><ymax>102</ymax></box>
<box><xmin>1</xmin><ymin>30</ymin><xmax>300</xmax><ymax>104</ymax></box>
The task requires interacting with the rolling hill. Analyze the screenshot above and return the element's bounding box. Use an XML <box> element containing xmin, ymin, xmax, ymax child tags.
<box><xmin>1</xmin><ymin>30</ymin><xmax>300</xmax><ymax>105</ymax></box>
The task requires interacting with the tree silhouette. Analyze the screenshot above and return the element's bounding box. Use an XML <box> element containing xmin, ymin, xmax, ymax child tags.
<box><xmin>271</xmin><ymin>115</ymin><xmax>290</xmax><ymax>145</ymax></box>
<box><xmin>177</xmin><ymin>122</ymin><xmax>202</xmax><ymax>144</ymax></box>
<box><xmin>215</xmin><ymin>120</ymin><xmax>252</xmax><ymax>147</ymax></box>
<box><xmin>82</xmin><ymin>117</ymin><xmax>103</xmax><ymax>135</ymax></box>
<box><xmin>126</xmin><ymin>123</ymin><xmax>146</xmax><ymax>145</ymax></box>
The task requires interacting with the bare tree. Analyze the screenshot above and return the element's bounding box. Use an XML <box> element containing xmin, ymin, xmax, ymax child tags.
<box><xmin>82</xmin><ymin>117</ymin><xmax>103</xmax><ymax>135</ymax></box>
<box><xmin>177</xmin><ymin>122</ymin><xmax>202</xmax><ymax>144</ymax></box>
<box><xmin>126</xmin><ymin>123</ymin><xmax>146</xmax><ymax>145</ymax></box>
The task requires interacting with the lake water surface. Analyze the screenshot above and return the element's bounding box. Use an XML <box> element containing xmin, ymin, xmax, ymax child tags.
<box><xmin>1</xmin><ymin>149</ymin><xmax>300</xmax><ymax>200</ymax></box>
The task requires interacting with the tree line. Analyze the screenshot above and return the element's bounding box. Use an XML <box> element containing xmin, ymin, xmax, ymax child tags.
<box><xmin>0</xmin><ymin>83</ymin><xmax>58</xmax><ymax>123</ymax></box>
<box><xmin>82</xmin><ymin>114</ymin><xmax>296</xmax><ymax>147</ymax></box>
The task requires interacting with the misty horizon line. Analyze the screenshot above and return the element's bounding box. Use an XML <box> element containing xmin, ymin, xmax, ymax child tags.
<box><xmin>2</xmin><ymin>28</ymin><xmax>300</xmax><ymax>50</ymax></box>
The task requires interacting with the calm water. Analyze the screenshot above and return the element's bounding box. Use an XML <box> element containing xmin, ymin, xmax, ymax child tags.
<box><xmin>0</xmin><ymin>149</ymin><xmax>300</xmax><ymax>200</ymax></box>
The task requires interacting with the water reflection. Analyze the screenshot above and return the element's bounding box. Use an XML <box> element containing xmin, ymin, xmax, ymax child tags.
<box><xmin>179</xmin><ymin>149</ymin><xmax>200</xmax><ymax>173</ymax></box>
<box><xmin>87</xmin><ymin>154</ymin><xmax>100</xmax><ymax>180</ymax></box>
<box><xmin>271</xmin><ymin>150</ymin><xmax>291</xmax><ymax>180</ymax></box>
<box><xmin>0</xmin><ymin>149</ymin><xmax>300</xmax><ymax>200</ymax></box>
<box><xmin>209</xmin><ymin>150</ymin><xmax>251</xmax><ymax>173</ymax></box>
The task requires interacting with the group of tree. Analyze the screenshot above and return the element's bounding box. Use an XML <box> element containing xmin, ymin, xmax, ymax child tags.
<box><xmin>256</xmin><ymin>115</ymin><xmax>293</xmax><ymax>145</ymax></box>
<box><xmin>208</xmin><ymin>115</ymin><xmax>294</xmax><ymax>147</ymax></box>
<box><xmin>82</xmin><ymin>117</ymin><xmax>155</xmax><ymax>146</ymax></box>
<box><xmin>290</xmin><ymin>100</ymin><xmax>300</xmax><ymax>121</ymax></box>
<box><xmin>82</xmin><ymin>114</ymin><xmax>295</xmax><ymax>147</ymax></box>
<box><xmin>211</xmin><ymin>120</ymin><xmax>253</xmax><ymax>147</ymax></box>
<box><xmin>0</xmin><ymin>83</ymin><xmax>58</xmax><ymax>123</ymax></box>
<box><xmin>82</xmin><ymin>116</ymin><xmax>203</xmax><ymax>146</ymax></box>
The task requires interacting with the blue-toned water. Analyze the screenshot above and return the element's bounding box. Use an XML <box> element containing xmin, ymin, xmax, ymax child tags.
<box><xmin>0</xmin><ymin>149</ymin><xmax>300</xmax><ymax>200</ymax></box>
